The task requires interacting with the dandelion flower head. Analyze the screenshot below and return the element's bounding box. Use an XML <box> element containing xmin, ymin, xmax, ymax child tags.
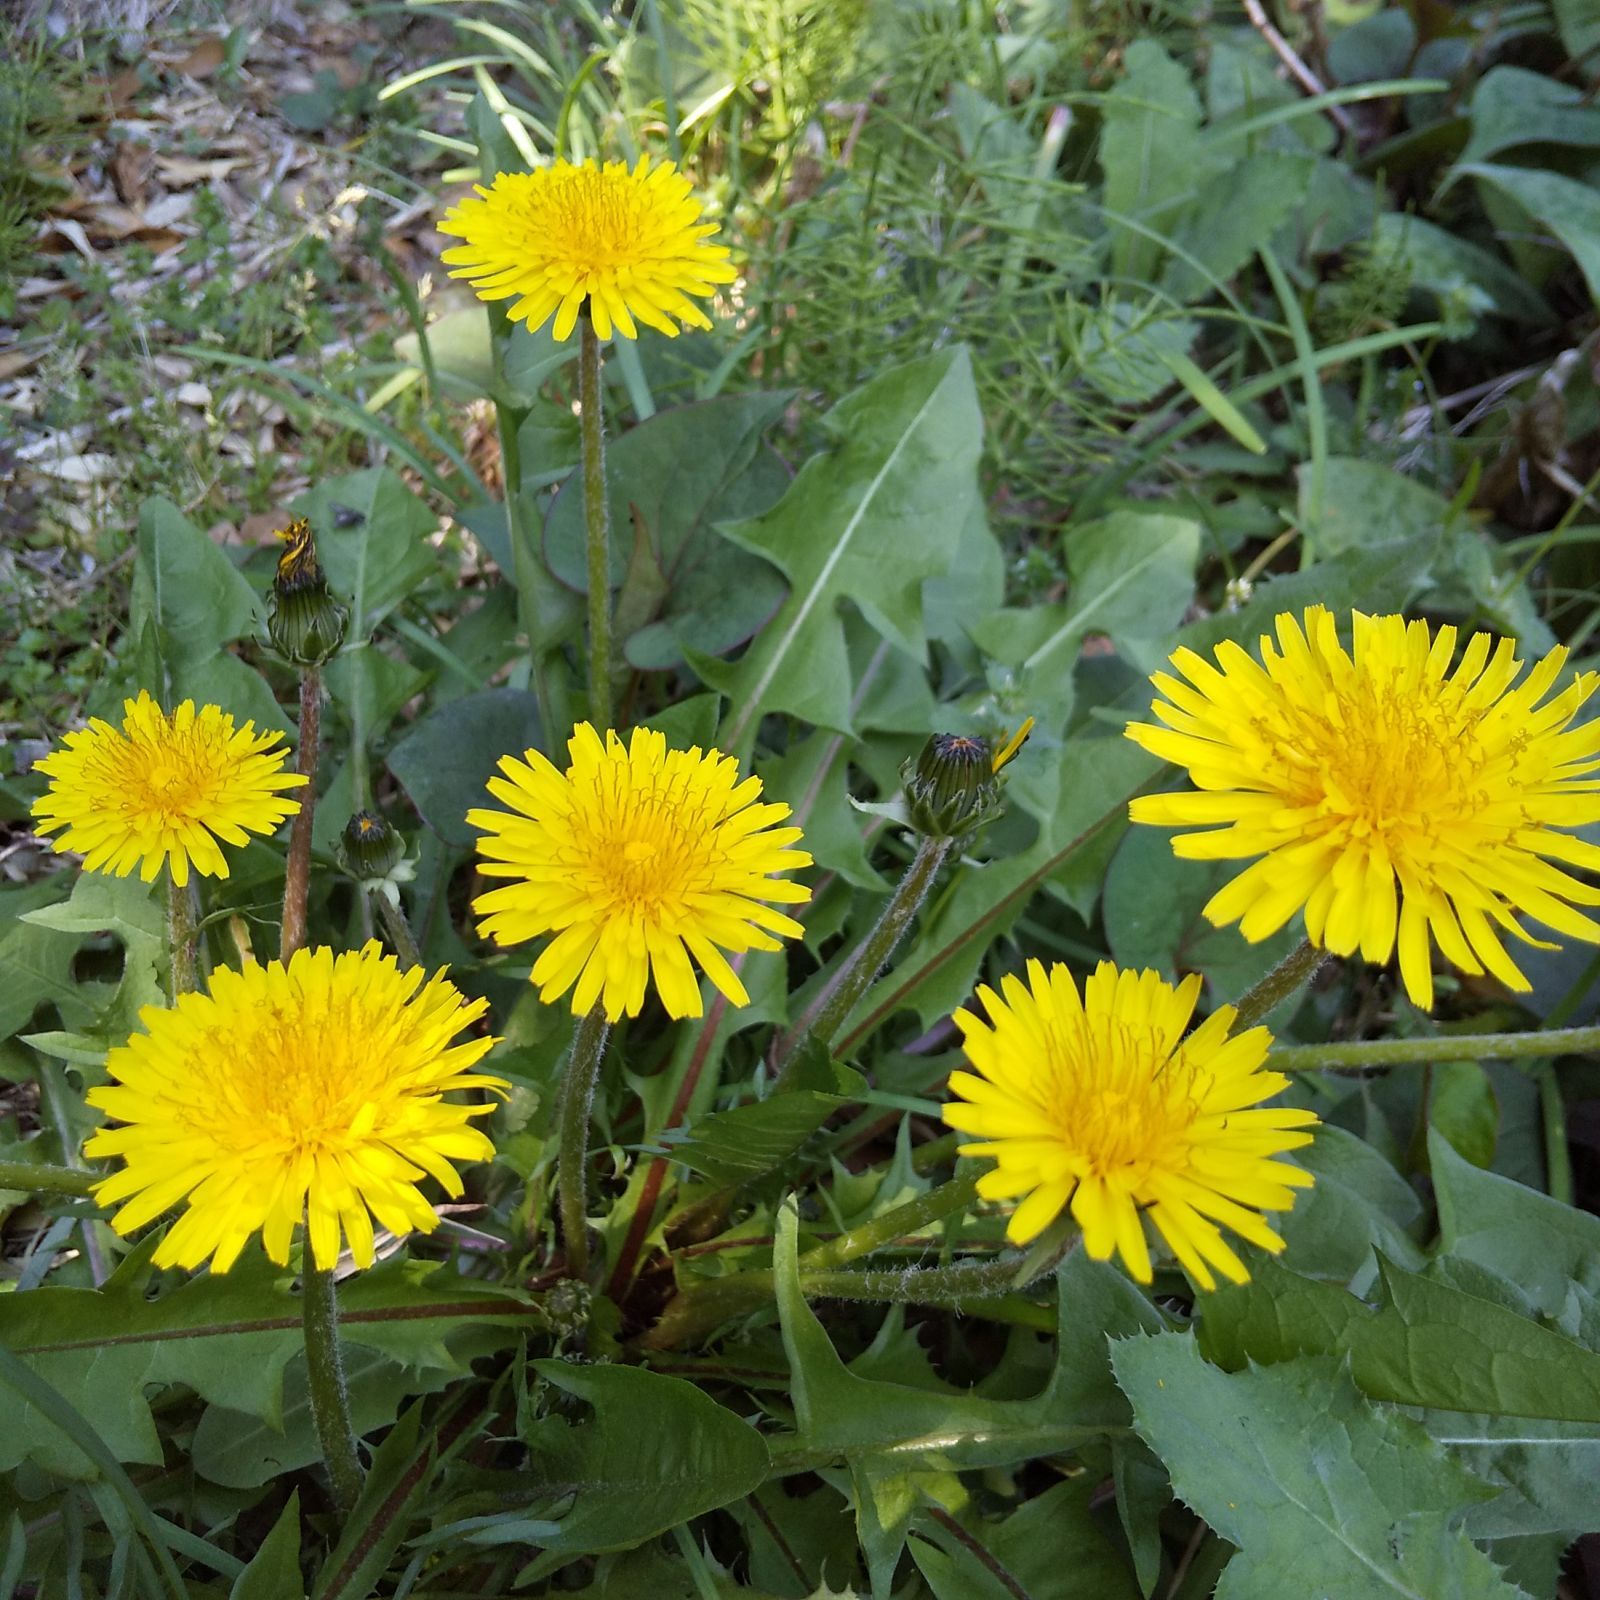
<box><xmin>944</xmin><ymin>960</ymin><xmax>1317</xmax><ymax>1290</ymax></box>
<box><xmin>469</xmin><ymin>723</ymin><xmax>811</xmax><ymax>1022</ymax></box>
<box><xmin>438</xmin><ymin>156</ymin><xmax>736</xmax><ymax>342</ymax></box>
<box><xmin>32</xmin><ymin>692</ymin><xmax>305</xmax><ymax>887</ymax></box>
<box><xmin>1126</xmin><ymin>607</ymin><xmax>1600</xmax><ymax>1009</ymax></box>
<box><xmin>86</xmin><ymin>944</ymin><xmax>506</xmax><ymax>1273</ymax></box>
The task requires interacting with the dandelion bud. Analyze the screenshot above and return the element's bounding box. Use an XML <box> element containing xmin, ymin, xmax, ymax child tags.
<box><xmin>902</xmin><ymin>719</ymin><xmax>1033</xmax><ymax>842</ymax></box>
<box><xmin>339</xmin><ymin>810</ymin><xmax>404</xmax><ymax>881</ymax></box>
<box><xmin>267</xmin><ymin>517</ymin><xmax>348</xmax><ymax>666</ymax></box>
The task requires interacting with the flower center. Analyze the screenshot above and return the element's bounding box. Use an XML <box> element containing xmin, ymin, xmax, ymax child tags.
<box><xmin>1043</xmin><ymin>1019</ymin><xmax>1202</xmax><ymax>1179</ymax></box>
<box><xmin>1268</xmin><ymin>666</ymin><xmax>1492</xmax><ymax>846</ymax></box>
<box><xmin>547</xmin><ymin>169</ymin><xmax>647</xmax><ymax>273</ymax></box>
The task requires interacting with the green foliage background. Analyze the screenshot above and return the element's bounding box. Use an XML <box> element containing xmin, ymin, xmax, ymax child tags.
<box><xmin>4</xmin><ymin>0</ymin><xmax>1600</xmax><ymax>1595</ymax></box>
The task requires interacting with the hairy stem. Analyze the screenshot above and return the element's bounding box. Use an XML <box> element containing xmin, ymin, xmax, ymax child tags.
<box><xmin>1232</xmin><ymin>938</ymin><xmax>1328</xmax><ymax>1029</ymax></box>
<box><xmin>0</xmin><ymin>1162</ymin><xmax>97</xmax><ymax>1198</ymax></box>
<box><xmin>1271</xmin><ymin>1024</ymin><xmax>1600</xmax><ymax>1072</ymax></box>
<box><xmin>557</xmin><ymin>1007</ymin><xmax>611</xmax><ymax>1281</ymax></box>
<box><xmin>301</xmin><ymin>1261</ymin><xmax>363</xmax><ymax>1514</ymax></box>
<box><xmin>281</xmin><ymin>668</ymin><xmax>322</xmax><ymax>960</ymax></box>
<box><xmin>775</xmin><ymin>835</ymin><xmax>954</xmax><ymax>1082</ymax></box>
<box><xmin>579</xmin><ymin>318</ymin><xmax>613</xmax><ymax>729</ymax></box>
<box><xmin>371</xmin><ymin>891</ymin><xmax>422</xmax><ymax>969</ymax></box>
<box><xmin>165</xmin><ymin>869</ymin><xmax>198</xmax><ymax>999</ymax></box>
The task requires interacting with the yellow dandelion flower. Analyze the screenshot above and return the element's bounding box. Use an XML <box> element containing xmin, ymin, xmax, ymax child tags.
<box><xmin>32</xmin><ymin>692</ymin><xmax>306</xmax><ymax>887</ymax></box>
<box><xmin>1126</xmin><ymin>607</ymin><xmax>1600</xmax><ymax>1010</ymax></box>
<box><xmin>944</xmin><ymin>960</ymin><xmax>1318</xmax><ymax>1290</ymax></box>
<box><xmin>86</xmin><ymin>944</ymin><xmax>506</xmax><ymax>1274</ymax></box>
<box><xmin>468</xmin><ymin>723</ymin><xmax>812</xmax><ymax>1022</ymax></box>
<box><xmin>437</xmin><ymin>155</ymin><xmax>737</xmax><ymax>342</ymax></box>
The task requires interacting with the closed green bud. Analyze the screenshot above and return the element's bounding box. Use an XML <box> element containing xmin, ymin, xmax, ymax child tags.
<box><xmin>267</xmin><ymin>517</ymin><xmax>348</xmax><ymax>666</ymax></box>
<box><xmin>901</xmin><ymin>719</ymin><xmax>1033</xmax><ymax>841</ymax></box>
<box><xmin>339</xmin><ymin>810</ymin><xmax>405</xmax><ymax>881</ymax></box>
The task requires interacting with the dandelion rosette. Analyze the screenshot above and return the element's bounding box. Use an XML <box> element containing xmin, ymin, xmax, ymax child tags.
<box><xmin>1126</xmin><ymin>606</ymin><xmax>1600</xmax><ymax>1009</ymax></box>
<box><xmin>438</xmin><ymin>155</ymin><xmax>737</xmax><ymax>342</ymax></box>
<box><xmin>468</xmin><ymin>723</ymin><xmax>812</xmax><ymax>1022</ymax></box>
<box><xmin>32</xmin><ymin>692</ymin><xmax>306</xmax><ymax>886</ymax></box>
<box><xmin>944</xmin><ymin>960</ymin><xmax>1317</xmax><ymax>1290</ymax></box>
<box><xmin>86</xmin><ymin>944</ymin><xmax>506</xmax><ymax>1273</ymax></box>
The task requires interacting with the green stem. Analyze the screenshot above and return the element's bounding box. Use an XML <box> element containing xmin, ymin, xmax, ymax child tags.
<box><xmin>165</xmin><ymin>869</ymin><xmax>197</xmax><ymax>999</ymax></box>
<box><xmin>1232</xmin><ymin>938</ymin><xmax>1327</xmax><ymax>1029</ymax></box>
<box><xmin>557</xmin><ymin>1007</ymin><xmax>611</xmax><ymax>1281</ymax></box>
<box><xmin>1538</xmin><ymin>1063</ymin><xmax>1575</xmax><ymax>1206</ymax></box>
<box><xmin>281</xmin><ymin>667</ymin><xmax>322</xmax><ymax>961</ymax></box>
<box><xmin>0</xmin><ymin>1162</ymin><xmax>97</xmax><ymax>1197</ymax></box>
<box><xmin>801</xmin><ymin>1173</ymin><xmax>979</xmax><ymax>1272</ymax></box>
<box><xmin>301</xmin><ymin>1261</ymin><xmax>362</xmax><ymax>1514</ymax></box>
<box><xmin>1271</xmin><ymin>1024</ymin><xmax>1600</xmax><ymax>1072</ymax></box>
<box><xmin>370</xmin><ymin>890</ymin><xmax>422</xmax><ymax>969</ymax></box>
<box><xmin>774</xmin><ymin>835</ymin><xmax>954</xmax><ymax>1082</ymax></box>
<box><xmin>579</xmin><ymin>318</ymin><xmax>613</xmax><ymax>729</ymax></box>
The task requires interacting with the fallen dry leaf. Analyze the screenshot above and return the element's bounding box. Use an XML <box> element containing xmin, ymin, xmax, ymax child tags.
<box><xmin>176</xmin><ymin>37</ymin><xmax>227</xmax><ymax>79</ymax></box>
<box><xmin>155</xmin><ymin>155</ymin><xmax>251</xmax><ymax>187</ymax></box>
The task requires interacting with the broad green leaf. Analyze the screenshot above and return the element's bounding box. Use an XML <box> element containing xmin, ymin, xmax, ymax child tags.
<box><xmin>1429</xmin><ymin>1060</ymin><xmax>1498</xmax><ymax>1170</ymax></box>
<box><xmin>972</xmin><ymin>511</ymin><xmax>1199</xmax><ymax>733</ymax></box>
<box><xmin>1300</xmin><ymin>456</ymin><xmax>1451</xmax><ymax>557</ymax></box>
<box><xmin>1459</xmin><ymin>164</ymin><xmax>1600</xmax><ymax>308</ymax></box>
<box><xmin>1162</xmin><ymin>151</ymin><xmax>1315</xmax><ymax>304</ymax></box>
<box><xmin>1431</xmin><ymin>1129</ymin><xmax>1600</xmax><ymax>1314</ymax></box>
<box><xmin>1550</xmin><ymin>0</ymin><xmax>1600</xmax><ymax>65</ymax></box>
<box><xmin>1112</xmin><ymin>1337</ymin><xmax>1523</xmax><ymax>1600</ymax></box>
<box><xmin>229</xmin><ymin>1492</ymin><xmax>303</xmax><ymax>1600</ymax></box>
<box><xmin>543</xmin><ymin>392</ymin><xmax>792</xmax><ymax>668</ymax></box>
<box><xmin>292</xmin><ymin>467</ymin><xmax>441</xmax><ymax>639</ymax></box>
<box><xmin>910</xmin><ymin>1478</ymin><xmax>1140</xmax><ymax>1600</ymax></box>
<box><xmin>311</xmin><ymin>1405</ymin><xmax>428</xmax><ymax>1600</ymax></box>
<box><xmin>1200</xmin><ymin>1256</ymin><xmax>1600</xmax><ymax>1422</ymax></box>
<box><xmin>509</xmin><ymin>1363</ymin><xmax>769</xmax><ymax>1558</ymax></box>
<box><xmin>773</xmin><ymin>1205</ymin><xmax>1159</xmax><ymax>1595</ymax></box>
<box><xmin>709</xmin><ymin>347</ymin><xmax>987</xmax><ymax>750</ymax></box>
<box><xmin>1100</xmin><ymin>41</ymin><xmax>1222</xmax><ymax>279</ymax></box>
<box><xmin>0</xmin><ymin>878</ymin><xmax>89</xmax><ymax>1041</ymax></box>
<box><xmin>1456</xmin><ymin>67</ymin><xmax>1600</xmax><ymax>170</ymax></box>
<box><xmin>1369</xmin><ymin>212</ymin><xmax>1551</xmax><ymax>324</ymax></box>
<box><xmin>387</xmin><ymin>686</ymin><xmax>543</xmax><ymax>847</ymax></box>
<box><xmin>0</xmin><ymin>1250</ymin><xmax>544</xmax><ymax>1476</ymax></box>
<box><xmin>128</xmin><ymin>497</ymin><xmax>260</xmax><ymax>674</ymax></box>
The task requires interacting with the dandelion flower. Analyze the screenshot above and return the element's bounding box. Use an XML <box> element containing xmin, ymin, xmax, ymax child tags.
<box><xmin>469</xmin><ymin>723</ymin><xmax>811</xmax><ymax>1022</ymax></box>
<box><xmin>86</xmin><ymin>944</ymin><xmax>506</xmax><ymax>1273</ymax></box>
<box><xmin>1126</xmin><ymin>607</ymin><xmax>1600</xmax><ymax>1009</ymax></box>
<box><xmin>944</xmin><ymin>960</ymin><xmax>1317</xmax><ymax>1289</ymax></box>
<box><xmin>438</xmin><ymin>156</ymin><xmax>737</xmax><ymax>342</ymax></box>
<box><xmin>32</xmin><ymin>692</ymin><xmax>306</xmax><ymax>887</ymax></box>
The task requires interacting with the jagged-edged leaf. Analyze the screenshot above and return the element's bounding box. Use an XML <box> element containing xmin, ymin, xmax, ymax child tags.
<box><xmin>0</xmin><ymin>1248</ymin><xmax>544</xmax><ymax>1477</ymax></box>
<box><xmin>1112</xmin><ymin>1336</ymin><xmax>1524</xmax><ymax>1600</ymax></box>
<box><xmin>1200</xmin><ymin>1256</ymin><xmax>1600</xmax><ymax>1421</ymax></box>
<box><xmin>543</xmin><ymin>392</ymin><xmax>792</xmax><ymax>668</ymax></box>
<box><xmin>292</xmin><ymin>467</ymin><xmax>441</xmax><ymax>639</ymax></box>
<box><xmin>707</xmin><ymin>347</ymin><xmax>988</xmax><ymax>749</ymax></box>
<box><xmin>129</xmin><ymin>497</ymin><xmax>260</xmax><ymax>671</ymax></box>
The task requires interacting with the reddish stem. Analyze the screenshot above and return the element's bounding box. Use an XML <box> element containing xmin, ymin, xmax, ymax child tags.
<box><xmin>281</xmin><ymin>668</ymin><xmax>322</xmax><ymax>959</ymax></box>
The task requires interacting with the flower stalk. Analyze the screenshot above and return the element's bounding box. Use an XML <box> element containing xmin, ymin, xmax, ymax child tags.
<box><xmin>774</xmin><ymin>834</ymin><xmax>953</xmax><ymax>1081</ymax></box>
<box><xmin>556</xmin><ymin>1007</ymin><xmax>611</xmax><ymax>1281</ymax></box>
<box><xmin>1270</xmin><ymin>1024</ymin><xmax>1600</xmax><ymax>1073</ymax></box>
<box><xmin>0</xmin><ymin>1162</ymin><xmax>97</xmax><ymax>1198</ymax></box>
<box><xmin>166</xmin><ymin>869</ymin><xmax>198</xmax><ymax>1000</ymax></box>
<box><xmin>301</xmin><ymin>1260</ymin><xmax>363</xmax><ymax>1514</ymax></box>
<box><xmin>280</xmin><ymin>668</ymin><xmax>322</xmax><ymax>960</ymax></box>
<box><xmin>579</xmin><ymin>319</ymin><xmax>613</xmax><ymax>729</ymax></box>
<box><xmin>1232</xmin><ymin>938</ymin><xmax>1328</xmax><ymax>1028</ymax></box>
